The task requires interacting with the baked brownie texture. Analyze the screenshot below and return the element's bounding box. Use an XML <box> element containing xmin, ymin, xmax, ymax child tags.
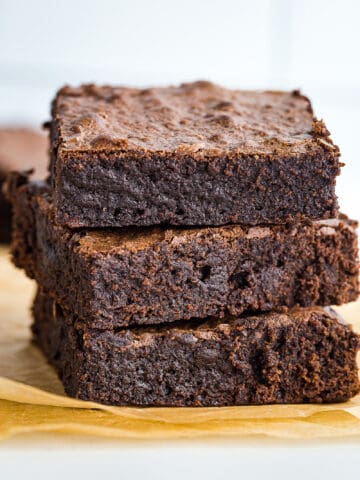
<box><xmin>8</xmin><ymin>172</ymin><xmax>359</xmax><ymax>329</ymax></box>
<box><xmin>0</xmin><ymin>128</ymin><xmax>47</xmax><ymax>242</ymax></box>
<box><xmin>32</xmin><ymin>290</ymin><xmax>360</xmax><ymax>406</ymax></box>
<box><xmin>49</xmin><ymin>82</ymin><xmax>340</xmax><ymax>228</ymax></box>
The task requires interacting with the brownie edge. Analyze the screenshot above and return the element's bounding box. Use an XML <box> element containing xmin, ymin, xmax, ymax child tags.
<box><xmin>33</xmin><ymin>290</ymin><xmax>360</xmax><ymax>407</ymax></box>
<box><xmin>7</xmin><ymin>173</ymin><xmax>359</xmax><ymax>329</ymax></box>
<box><xmin>50</xmin><ymin>83</ymin><xmax>341</xmax><ymax>228</ymax></box>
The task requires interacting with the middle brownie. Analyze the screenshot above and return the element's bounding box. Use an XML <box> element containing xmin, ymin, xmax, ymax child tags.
<box><xmin>8</xmin><ymin>172</ymin><xmax>359</xmax><ymax>329</ymax></box>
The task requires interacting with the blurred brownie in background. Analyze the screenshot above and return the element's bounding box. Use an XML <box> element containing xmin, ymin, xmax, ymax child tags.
<box><xmin>0</xmin><ymin>128</ymin><xmax>48</xmax><ymax>242</ymax></box>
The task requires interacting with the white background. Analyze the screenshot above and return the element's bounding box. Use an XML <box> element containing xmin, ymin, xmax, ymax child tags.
<box><xmin>1</xmin><ymin>0</ymin><xmax>360</xmax><ymax>118</ymax></box>
<box><xmin>0</xmin><ymin>0</ymin><xmax>360</xmax><ymax>476</ymax></box>
<box><xmin>1</xmin><ymin>0</ymin><xmax>360</xmax><ymax>218</ymax></box>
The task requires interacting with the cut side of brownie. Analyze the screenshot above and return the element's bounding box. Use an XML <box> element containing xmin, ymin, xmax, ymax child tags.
<box><xmin>49</xmin><ymin>82</ymin><xmax>340</xmax><ymax>228</ymax></box>
<box><xmin>7</xmin><ymin>172</ymin><xmax>359</xmax><ymax>329</ymax></box>
<box><xmin>32</xmin><ymin>289</ymin><xmax>360</xmax><ymax>406</ymax></box>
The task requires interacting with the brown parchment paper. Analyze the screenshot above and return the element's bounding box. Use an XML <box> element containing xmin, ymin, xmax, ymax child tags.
<box><xmin>1</xmin><ymin>246</ymin><xmax>360</xmax><ymax>441</ymax></box>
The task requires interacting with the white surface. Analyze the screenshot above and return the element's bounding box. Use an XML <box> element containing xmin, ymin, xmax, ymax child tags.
<box><xmin>1</xmin><ymin>437</ymin><xmax>360</xmax><ymax>480</ymax></box>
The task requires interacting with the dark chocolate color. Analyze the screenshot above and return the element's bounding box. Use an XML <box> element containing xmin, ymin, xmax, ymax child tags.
<box><xmin>33</xmin><ymin>290</ymin><xmax>360</xmax><ymax>406</ymax></box>
<box><xmin>49</xmin><ymin>82</ymin><xmax>340</xmax><ymax>228</ymax></box>
<box><xmin>7</xmin><ymin>172</ymin><xmax>359</xmax><ymax>329</ymax></box>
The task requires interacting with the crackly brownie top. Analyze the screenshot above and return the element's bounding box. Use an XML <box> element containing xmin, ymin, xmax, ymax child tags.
<box><xmin>124</xmin><ymin>307</ymin><xmax>347</xmax><ymax>339</ymax></box>
<box><xmin>51</xmin><ymin>81</ymin><xmax>338</xmax><ymax>158</ymax></box>
<box><xmin>64</xmin><ymin>304</ymin><xmax>346</xmax><ymax>339</ymax></box>
<box><xmin>67</xmin><ymin>218</ymin><xmax>356</xmax><ymax>255</ymax></box>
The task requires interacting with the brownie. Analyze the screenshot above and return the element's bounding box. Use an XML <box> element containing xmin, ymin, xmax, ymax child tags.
<box><xmin>0</xmin><ymin>128</ymin><xmax>47</xmax><ymax>242</ymax></box>
<box><xmin>7</xmin><ymin>172</ymin><xmax>359</xmax><ymax>329</ymax></box>
<box><xmin>49</xmin><ymin>82</ymin><xmax>340</xmax><ymax>228</ymax></box>
<box><xmin>32</xmin><ymin>290</ymin><xmax>360</xmax><ymax>406</ymax></box>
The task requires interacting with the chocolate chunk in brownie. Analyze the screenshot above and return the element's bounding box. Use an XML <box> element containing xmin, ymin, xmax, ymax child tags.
<box><xmin>49</xmin><ymin>82</ymin><xmax>340</xmax><ymax>228</ymax></box>
<box><xmin>7</xmin><ymin>172</ymin><xmax>358</xmax><ymax>329</ymax></box>
<box><xmin>0</xmin><ymin>128</ymin><xmax>47</xmax><ymax>242</ymax></box>
<box><xmin>33</xmin><ymin>290</ymin><xmax>360</xmax><ymax>406</ymax></box>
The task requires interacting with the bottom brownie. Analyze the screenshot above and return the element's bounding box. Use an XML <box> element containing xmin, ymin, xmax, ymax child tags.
<box><xmin>32</xmin><ymin>290</ymin><xmax>360</xmax><ymax>406</ymax></box>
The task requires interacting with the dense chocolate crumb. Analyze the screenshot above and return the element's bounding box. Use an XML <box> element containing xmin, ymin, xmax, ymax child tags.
<box><xmin>33</xmin><ymin>290</ymin><xmax>360</xmax><ymax>406</ymax></box>
<box><xmin>48</xmin><ymin>82</ymin><xmax>341</xmax><ymax>228</ymax></box>
<box><xmin>7</xmin><ymin>172</ymin><xmax>359</xmax><ymax>329</ymax></box>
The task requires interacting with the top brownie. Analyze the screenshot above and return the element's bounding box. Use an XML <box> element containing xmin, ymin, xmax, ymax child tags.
<box><xmin>49</xmin><ymin>81</ymin><xmax>341</xmax><ymax>228</ymax></box>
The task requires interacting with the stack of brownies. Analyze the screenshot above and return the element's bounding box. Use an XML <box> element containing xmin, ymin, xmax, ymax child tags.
<box><xmin>6</xmin><ymin>81</ymin><xmax>360</xmax><ymax>406</ymax></box>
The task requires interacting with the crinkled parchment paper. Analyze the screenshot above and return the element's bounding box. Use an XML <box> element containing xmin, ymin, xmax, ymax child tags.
<box><xmin>0</xmin><ymin>247</ymin><xmax>359</xmax><ymax>440</ymax></box>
